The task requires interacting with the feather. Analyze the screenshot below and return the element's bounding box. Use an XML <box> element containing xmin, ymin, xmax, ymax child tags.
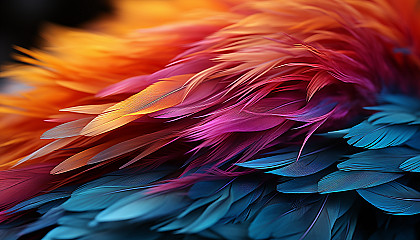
<box><xmin>399</xmin><ymin>155</ymin><xmax>420</xmax><ymax>172</ymax></box>
<box><xmin>318</xmin><ymin>171</ymin><xmax>403</xmax><ymax>194</ymax></box>
<box><xmin>338</xmin><ymin>147</ymin><xmax>418</xmax><ymax>172</ymax></box>
<box><xmin>60</xmin><ymin>104</ymin><xmax>115</xmax><ymax>115</ymax></box>
<box><xmin>95</xmin><ymin>192</ymin><xmax>188</xmax><ymax>222</ymax></box>
<box><xmin>405</xmin><ymin>131</ymin><xmax>420</xmax><ymax>150</ymax></box>
<box><xmin>18</xmin><ymin>207</ymin><xmax>65</xmax><ymax>236</ymax></box>
<box><xmin>15</xmin><ymin>137</ymin><xmax>77</xmax><ymax>166</ymax></box>
<box><xmin>343</xmin><ymin>121</ymin><xmax>418</xmax><ymax>149</ymax></box>
<box><xmin>51</xmin><ymin>143</ymin><xmax>114</xmax><ymax>174</ymax></box>
<box><xmin>119</xmin><ymin>138</ymin><xmax>173</xmax><ymax>169</ymax></box>
<box><xmin>0</xmin><ymin>165</ymin><xmax>58</xmax><ymax>210</ymax></box>
<box><xmin>81</xmin><ymin>75</ymin><xmax>192</xmax><ymax>136</ymax></box>
<box><xmin>277</xmin><ymin>170</ymin><xmax>330</xmax><ymax>194</ymax></box>
<box><xmin>41</xmin><ymin>117</ymin><xmax>95</xmax><ymax>139</ymax></box>
<box><xmin>249</xmin><ymin>195</ymin><xmax>353</xmax><ymax>240</ymax></box>
<box><xmin>63</xmin><ymin>186</ymin><xmax>136</xmax><ymax>212</ymax></box>
<box><xmin>87</xmin><ymin>127</ymin><xmax>179</xmax><ymax>165</ymax></box>
<box><xmin>357</xmin><ymin>181</ymin><xmax>420</xmax><ymax>215</ymax></box>
<box><xmin>368</xmin><ymin>112</ymin><xmax>417</xmax><ymax>125</ymax></box>
<box><xmin>177</xmin><ymin>189</ymin><xmax>232</xmax><ymax>233</ymax></box>
<box><xmin>1</xmin><ymin>0</ymin><xmax>420</xmax><ymax>239</ymax></box>
<box><xmin>236</xmin><ymin>147</ymin><xmax>297</xmax><ymax>170</ymax></box>
<box><xmin>6</xmin><ymin>188</ymin><xmax>71</xmax><ymax>214</ymax></box>
<box><xmin>381</xmin><ymin>94</ymin><xmax>420</xmax><ymax>109</ymax></box>
<box><xmin>62</xmin><ymin>170</ymin><xmax>169</xmax><ymax>212</ymax></box>
<box><xmin>209</xmin><ymin>223</ymin><xmax>250</xmax><ymax>240</ymax></box>
<box><xmin>188</xmin><ymin>179</ymin><xmax>232</xmax><ymax>200</ymax></box>
<box><xmin>43</xmin><ymin>226</ymin><xmax>91</xmax><ymax>240</ymax></box>
<box><xmin>330</xmin><ymin>208</ymin><xmax>357</xmax><ymax>240</ymax></box>
<box><xmin>267</xmin><ymin>146</ymin><xmax>342</xmax><ymax>177</ymax></box>
<box><xmin>238</xmin><ymin>142</ymin><xmax>343</xmax><ymax>177</ymax></box>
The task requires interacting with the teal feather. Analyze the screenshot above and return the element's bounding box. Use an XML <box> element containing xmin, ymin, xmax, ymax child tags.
<box><xmin>318</xmin><ymin>171</ymin><xmax>403</xmax><ymax>193</ymax></box>
<box><xmin>357</xmin><ymin>181</ymin><xmax>420</xmax><ymax>215</ymax></box>
<box><xmin>400</xmin><ymin>155</ymin><xmax>420</xmax><ymax>172</ymax></box>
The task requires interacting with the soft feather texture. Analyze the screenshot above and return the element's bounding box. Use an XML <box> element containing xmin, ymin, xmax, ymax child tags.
<box><xmin>0</xmin><ymin>0</ymin><xmax>420</xmax><ymax>239</ymax></box>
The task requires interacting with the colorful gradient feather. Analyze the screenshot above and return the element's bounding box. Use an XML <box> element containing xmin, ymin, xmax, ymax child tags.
<box><xmin>0</xmin><ymin>0</ymin><xmax>420</xmax><ymax>239</ymax></box>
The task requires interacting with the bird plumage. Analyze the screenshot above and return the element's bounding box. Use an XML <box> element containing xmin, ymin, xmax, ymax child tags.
<box><xmin>0</xmin><ymin>0</ymin><xmax>420</xmax><ymax>239</ymax></box>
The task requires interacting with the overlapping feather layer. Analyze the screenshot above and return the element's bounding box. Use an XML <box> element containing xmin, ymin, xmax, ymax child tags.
<box><xmin>0</xmin><ymin>0</ymin><xmax>420</xmax><ymax>239</ymax></box>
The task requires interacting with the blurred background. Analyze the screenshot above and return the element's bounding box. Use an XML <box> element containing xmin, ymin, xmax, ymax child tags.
<box><xmin>0</xmin><ymin>0</ymin><xmax>113</xmax><ymax>90</ymax></box>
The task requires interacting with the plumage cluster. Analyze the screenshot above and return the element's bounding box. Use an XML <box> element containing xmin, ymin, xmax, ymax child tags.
<box><xmin>0</xmin><ymin>0</ymin><xmax>419</xmax><ymax>239</ymax></box>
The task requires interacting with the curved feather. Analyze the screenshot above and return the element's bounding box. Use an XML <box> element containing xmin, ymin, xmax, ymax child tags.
<box><xmin>344</xmin><ymin>121</ymin><xmax>418</xmax><ymax>149</ymax></box>
<box><xmin>41</xmin><ymin>118</ymin><xmax>95</xmax><ymax>139</ymax></box>
<box><xmin>338</xmin><ymin>147</ymin><xmax>418</xmax><ymax>173</ymax></box>
<box><xmin>81</xmin><ymin>75</ymin><xmax>192</xmax><ymax>136</ymax></box>
<box><xmin>357</xmin><ymin>181</ymin><xmax>420</xmax><ymax>215</ymax></box>
<box><xmin>399</xmin><ymin>155</ymin><xmax>420</xmax><ymax>172</ymax></box>
<box><xmin>318</xmin><ymin>171</ymin><xmax>403</xmax><ymax>194</ymax></box>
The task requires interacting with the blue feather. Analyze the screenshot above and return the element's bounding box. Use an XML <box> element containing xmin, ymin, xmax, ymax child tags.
<box><xmin>7</xmin><ymin>189</ymin><xmax>72</xmax><ymax>213</ymax></box>
<box><xmin>368</xmin><ymin>112</ymin><xmax>417</xmax><ymax>125</ymax></box>
<box><xmin>62</xmin><ymin>171</ymin><xmax>169</xmax><ymax>212</ymax></box>
<box><xmin>331</xmin><ymin>208</ymin><xmax>357</xmax><ymax>240</ymax></box>
<box><xmin>236</xmin><ymin>147</ymin><xmax>297</xmax><ymax>170</ymax></box>
<box><xmin>405</xmin><ymin>131</ymin><xmax>420</xmax><ymax>150</ymax></box>
<box><xmin>364</xmin><ymin>104</ymin><xmax>409</xmax><ymax>112</ymax></box>
<box><xmin>400</xmin><ymin>155</ymin><xmax>420</xmax><ymax>172</ymax></box>
<box><xmin>62</xmin><ymin>186</ymin><xmax>137</xmax><ymax>212</ymax></box>
<box><xmin>267</xmin><ymin>146</ymin><xmax>342</xmax><ymax>177</ymax></box>
<box><xmin>42</xmin><ymin>226</ymin><xmax>91</xmax><ymax>240</ymax></box>
<box><xmin>79</xmin><ymin>228</ymin><xmax>161</xmax><ymax>240</ymax></box>
<box><xmin>338</xmin><ymin>147</ymin><xmax>418</xmax><ymax>172</ymax></box>
<box><xmin>177</xmin><ymin>192</ymin><xmax>222</xmax><ymax>219</ymax></box>
<box><xmin>277</xmin><ymin>170</ymin><xmax>330</xmax><ymax>194</ymax></box>
<box><xmin>343</xmin><ymin>121</ymin><xmax>417</xmax><ymax>149</ymax></box>
<box><xmin>94</xmin><ymin>192</ymin><xmax>189</xmax><ymax>222</ymax></box>
<box><xmin>224</xmin><ymin>187</ymin><xmax>263</xmax><ymax>223</ymax></box>
<box><xmin>0</xmin><ymin>227</ymin><xmax>21</xmax><ymax>240</ymax></box>
<box><xmin>177</xmin><ymin>189</ymin><xmax>233</xmax><ymax>233</ymax></box>
<box><xmin>318</xmin><ymin>171</ymin><xmax>403</xmax><ymax>193</ymax></box>
<box><xmin>229</xmin><ymin>180</ymin><xmax>261</xmax><ymax>202</ymax></box>
<box><xmin>238</xmin><ymin>142</ymin><xmax>343</xmax><ymax>177</ymax></box>
<box><xmin>57</xmin><ymin>212</ymin><xmax>98</xmax><ymax>228</ymax></box>
<box><xmin>73</xmin><ymin>170</ymin><xmax>169</xmax><ymax>193</ymax></box>
<box><xmin>357</xmin><ymin>181</ymin><xmax>420</xmax><ymax>215</ymax></box>
<box><xmin>188</xmin><ymin>179</ymin><xmax>232</xmax><ymax>199</ymax></box>
<box><xmin>210</xmin><ymin>223</ymin><xmax>250</xmax><ymax>240</ymax></box>
<box><xmin>249</xmin><ymin>195</ymin><xmax>353</xmax><ymax>240</ymax></box>
<box><xmin>19</xmin><ymin>207</ymin><xmax>65</xmax><ymax>237</ymax></box>
<box><xmin>248</xmin><ymin>200</ymin><xmax>291</xmax><ymax>239</ymax></box>
<box><xmin>380</xmin><ymin>94</ymin><xmax>420</xmax><ymax>109</ymax></box>
<box><xmin>157</xmin><ymin>211</ymin><xmax>200</xmax><ymax>232</ymax></box>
